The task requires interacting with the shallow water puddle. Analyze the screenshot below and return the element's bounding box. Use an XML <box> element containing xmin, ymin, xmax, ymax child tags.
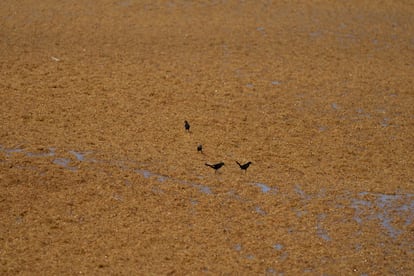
<box><xmin>52</xmin><ymin>158</ymin><xmax>71</xmax><ymax>168</ymax></box>
<box><xmin>351</xmin><ymin>192</ymin><xmax>414</xmax><ymax>239</ymax></box>
<box><xmin>69</xmin><ymin>150</ymin><xmax>92</xmax><ymax>161</ymax></box>
<box><xmin>252</xmin><ymin>182</ymin><xmax>277</xmax><ymax>194</ymax></box>
<box><xmin>316</xmin><ymin>213</ymin><xmax>331</xmax><ymax>241</ymax></box>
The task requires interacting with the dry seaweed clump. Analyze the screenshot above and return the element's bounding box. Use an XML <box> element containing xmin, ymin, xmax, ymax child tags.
<box><xmin>1</xmin><ymin>0</ymin><xmax>414</xmax><ymax>274</ymax></box>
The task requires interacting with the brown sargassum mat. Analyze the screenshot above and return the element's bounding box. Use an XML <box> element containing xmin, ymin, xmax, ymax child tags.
<box><xmin>1</xmin><ymin>0</ymin><xmax>413</xmax><ymax>274</ymax></box>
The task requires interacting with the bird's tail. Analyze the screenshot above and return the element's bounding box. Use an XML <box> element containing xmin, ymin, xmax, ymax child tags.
<box><xmin>205</xmin><ymin>163</ymin><xmax>213</xmax><ymax>168</ymax></box>
<box><xmin>235</xmin><ymin>161</ymin><xmax>242</xmax><ymax>168</ymax></box>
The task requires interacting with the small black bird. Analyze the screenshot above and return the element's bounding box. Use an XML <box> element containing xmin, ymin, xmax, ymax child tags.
<box><xmin>205</xmin><ymin>162</ymin><xmax>224</xmax><ymax>173</ymax></box>
<box><xmin>197</xmin><ymin>144</ymin><xmax>203</xmax><ymax>153</ymax></box>
<box><xmin>184</xmin><ymin>120</ymin><xmax>190</xmax><ymax>132</ymax></box>
<box><xmin>236</xmin><ymin>161</ymin><xmax>252</xmax><ymax>172</ymax></box>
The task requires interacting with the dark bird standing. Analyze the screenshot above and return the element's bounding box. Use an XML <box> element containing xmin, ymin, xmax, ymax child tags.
<box><xmin>236</xmin><ymin>161</ymin><xmax>252</xmax><ymax>172</ymax></box>
<box><xmin>197</xmin><ymin>144</ymin><xmax>203</xmax><ymax>153</ymax></box>
<box><xmin>184</xmin><ymin>120</ymin><xmax>190</xmax><ymax>132</ymax></box>
<box><xmin>205</xmin><ymin>162</ymin><xmax>224</xmax><ymax>173</ymax></box>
